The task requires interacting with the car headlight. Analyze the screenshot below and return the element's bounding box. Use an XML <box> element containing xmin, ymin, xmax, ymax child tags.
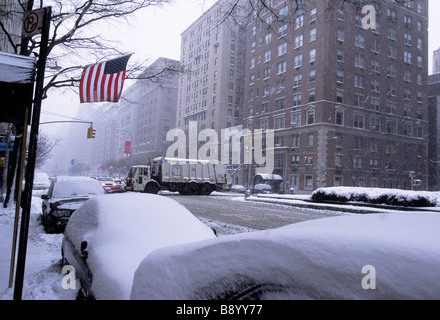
<box><xmin>52</xmin><ymin>210</ymin><xmax>72</xmax><ymax>218</ymax></box>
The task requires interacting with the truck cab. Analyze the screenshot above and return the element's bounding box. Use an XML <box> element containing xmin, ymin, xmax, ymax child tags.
<box><xmin>125</xmin><ymin>165</ymin><xmax>153</xmax><ymax>192</ymax></box>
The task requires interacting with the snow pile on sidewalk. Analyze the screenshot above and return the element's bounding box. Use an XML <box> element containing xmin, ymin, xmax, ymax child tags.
<box><xmin>0</xmin><ymin>193</ymin><xmax>76</xmax><ymax>300</ymax></box>
<box><xmin>312</xmin><ymin>187</ymin><xmax>440</xmax><ymax>207</ymax></box>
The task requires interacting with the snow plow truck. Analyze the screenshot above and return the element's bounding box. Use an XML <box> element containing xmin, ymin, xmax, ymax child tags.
<box><xmin>125</xmin><ymin>157</ymin><xmax>232</xmax><ymax>195</ymax></box>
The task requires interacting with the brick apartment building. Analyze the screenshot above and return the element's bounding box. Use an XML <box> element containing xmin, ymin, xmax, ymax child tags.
<box><xmin>176</xmin><ymin>0</ymin><xmax>247</xmax><ymax>184</ymax></box>
<box><xmin>243</xmin><ymin>0</ymin><xmax>429</xmax><ymax>192</ymax></box>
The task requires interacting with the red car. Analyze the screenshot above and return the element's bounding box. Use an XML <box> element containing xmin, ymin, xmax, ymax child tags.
<box><xmin>97</xmin><ymin>177</ymin><xmax>124</xmax><ymax>193</ymax></box>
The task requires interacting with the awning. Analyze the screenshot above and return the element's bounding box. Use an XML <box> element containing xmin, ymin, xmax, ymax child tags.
<box><xmin>0</xmin><ymin>51</ymin><xmax>36</xmax><ymax>125</ymax></box>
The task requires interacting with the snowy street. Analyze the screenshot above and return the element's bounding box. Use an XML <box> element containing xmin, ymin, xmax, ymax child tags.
<box><xmin>1</xmin><ymin>190</ymin><xmax>439</xmax><ymax>300</ymax></box>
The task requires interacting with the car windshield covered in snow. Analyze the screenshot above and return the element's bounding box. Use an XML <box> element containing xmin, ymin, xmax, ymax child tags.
<box><xmin>52</xmin><ymin>177</ymin><xmax>105</xmax><ymax>199</ymax></box>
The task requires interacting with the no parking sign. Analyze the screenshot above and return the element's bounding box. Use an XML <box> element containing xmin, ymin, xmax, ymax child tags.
<box><xmin>23</xmin><ymin>8</ymin><xmax>44</xmax><ymax>37</ymax></box>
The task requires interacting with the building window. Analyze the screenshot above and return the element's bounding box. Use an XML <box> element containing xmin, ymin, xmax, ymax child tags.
<box><xmin>310</xmin><ymin>28</ymin><xmax>316</xmax><ymax>42</ymax></box>
<box><xmin>294</xmin><ymin>34</ymin><xmax>304</xmax><ymax>48</ymax></box>
<box><xmin>309</xmin><ymin>49</ymin><xmax>316</xmax><ymax>63</ymax></box>
<box><xmin>291</xmin><ymin>155</ymin><xmax>300</xmax><ymax>165</ymax></box>
<box><xmin>353</xmin><ymin>156</ymin><xmax>363</xmax><ymax>169</ymax></box>
<box><xmin>307</xmin><ymin>109</ymin><xmax>315</xmax><ymax>124</ymax></box>
<box><xmin>306</xmin><ymin>134</ymin><xmax>314</xmax><ymax>147</ymax></box>
<box><xmin>293</xmin><ymin>74</ymin><xmax>302</xmax><ymax>87</ymax></box>
<box><xmin>278</xmin><ymin>42</ymin><xmax>287</xmax><ymax>56</ymax></box>
<box><xmin>371</xmin><ymin>117</ymin><xmax>380</xmax><ymax>131</ymax></box>
<box><xmin>275</xmin><ymin>97</ymin><xmax>285</xmax><ymax>110</ymax></box>
<box><xmin>294</xmin><ymin>54</ymin><xmax>303</xmax><ymax>68</ymax></box>
<box><xmin>310</xmin><ymin>8</ymin><xmax>317</xmax><ymax>22</ymax></box>
<box><xmin>335</xmin><ymin>109</ymin><xmax>344</xmax><ymax>125</ymax></box>
<box><xmin>335</xmin><ymin>155</ymin><xmax>343</xmax><ymax>169</ymax></box>
<box><xmin>336</xmin><ymin>90</ymin><xmax>344</xmax><ymax>103</ymax></box>
<box><xmin>386</xmin><ymin>120</ymin><xmax>397</xmax><ymax>134</ymax></box>
<box><xmin>293</xmin><ymin>93</ymin><xmax>302</xmax><ymax>106</ymax></box>
<box><xmin>337</xmin><ymin>70</ymin><xmax>344</xmax><ymax>83</ymax></box>
<box><xmin>277</xmin><ymin>61</ymin><xmax>287</xmax><ymax>74</ymax></box>
<box><xmin>291</xmin><ymin>112</ymin><xmax>301</xmax><ymax>127</ymax></box>
<box><xmin>308</xmin><ymin>90</ymin><xmax>315</xmax><ymax>103</ymax></box>
<box><xmin>292</xmin><ymin>134</ymin><xmax>300</xmax><ymax>148</ymax></box>
<box><xmin>355</xmin><ymin>54</ymin><xmax>365</xmax><ymax>68</ymax></box>
<box><xmin>278</xmin><ymin>24</ymin><xmax>288</xmax><ymax>37</ymax></box>
<box><xmin>337</xmin><ymin>29</ymin><xmax>344</xmax><ymax>42</ymax></box>
<box><xmin>354</xmin><ymin>94</ymin><xmax>364</xmax><ymax>108</ymax></box>
<box><xmin>355</xmin><ymin>34</ymin><xmax>365</xmax><ymax>48</ymax></box>
<box><xmin>274</xmin><ymin>116</ymin><xmax>285</xmax><ymax>130</ymax></box>
<box><xmin>305</xmin><ymin>175</ymin><xmax>313</xmax><ymax>190</ymax></box>
<box><xmin>337</xmin><ymin>49</ymin><xmax>344</xmax><ymax>62</ymax></box>
<box><xmin>353</xmin><ymin>114</ymin><xmax>364</xmax><ymax>129</ymax></box>
<box><xmin>309</xmin><ymin>69</ymin><xmax>315</xmax><ymax>83</ymax></box>
<box><xmin>354</xmin><ymin>75</ymin><xmax>364</xmax><ymax>88</ymax></box>
<box><xmin>295</xmin><ymin>15</ymin><xmax>304</xmax><ymax>29</ymax></box>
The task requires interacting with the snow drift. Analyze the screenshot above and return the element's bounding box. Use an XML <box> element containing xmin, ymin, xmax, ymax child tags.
<box><xmin>311</xmin><ymin>187</ymin><xmax>439</xmax><ymax>207</ymax></box>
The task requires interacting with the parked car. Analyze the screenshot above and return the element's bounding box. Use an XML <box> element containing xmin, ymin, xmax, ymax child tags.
<box><xmin>97</xmin><ymin>177</ymin><xmax>124</xmax><ymax>193</ymax></box>
<box><xmin>61</xmin><ymin>193</ymin><xmax>217</xmax><ymax>300</ymax></box>
<box><xmin>33</xmin><ymin>172</ymin><xmax>51</xmax><ymax>190</ymax></box>
<box><xmin>252</xmin><ymin>183</ymin><xmax>273</xmax><ymax>194</ymax></box>
<box><xmin>231</xmin><ymin>185</ymin><xmax>246</xmax><ymax>193</ymax></box>
<box><xmin>113</xmin><ymin>178</ymin><xmax>126</xmax><ymax>190</ymax></box>
<box><xmin>131</xmin><ymin>212</ymin><xmax>440</xmax><ymax>300</ymax></box>
<box><xmin>41</xmin><ymin>176</ymin><xmax>105</xmax><ymax>233</ymax></box>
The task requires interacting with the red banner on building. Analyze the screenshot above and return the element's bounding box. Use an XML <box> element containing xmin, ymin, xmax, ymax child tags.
<box><xmin>125</xmin><ymin>141</ymin><xmax>131</xmax><ymax>154</ymax></box>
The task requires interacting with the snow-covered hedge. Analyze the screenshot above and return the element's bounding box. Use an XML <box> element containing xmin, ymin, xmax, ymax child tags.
<box><xmin>311</xmin><ymin>187</ymin><xmax>439</xmax><ymax>207</ymax></box>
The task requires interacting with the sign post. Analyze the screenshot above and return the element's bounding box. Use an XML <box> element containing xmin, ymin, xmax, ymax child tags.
<box><xmin>13</xmin><ymin>6</ymin><xmax>52</xmax><ymax>300</ymax></box>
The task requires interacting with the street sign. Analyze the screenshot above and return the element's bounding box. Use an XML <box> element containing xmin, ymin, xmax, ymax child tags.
<box><xmin>23</xmin><ymin>8</ymin><xmax>45</xmax><ymax>38</ymax></box>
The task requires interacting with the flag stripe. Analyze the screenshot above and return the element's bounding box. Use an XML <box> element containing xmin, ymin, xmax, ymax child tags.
<box><xmin>93</xmin><ymin>63</ymin><xmax>104</xmax><ymax>102</ymax></box>
<box><xmin>79</xmin><ymin>55</ymin><xmax>131</xmax><ymax>103</ymax></box>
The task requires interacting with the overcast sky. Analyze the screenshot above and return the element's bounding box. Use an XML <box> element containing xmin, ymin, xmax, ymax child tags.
<box><xmin>40</xmin><ymin>0</ymin><xmax>440</xmax><ymax>138</ymax></box>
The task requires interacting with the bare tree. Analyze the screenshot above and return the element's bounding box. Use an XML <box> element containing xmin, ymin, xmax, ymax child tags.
<box><xmin>219</xmin><ymin>0</ymin><xmax>406</xmax><ymax>26</ymax></box>
<box><xmin>1</xmin><ymin>0</ymin><xmax>180</xmax><ymax>100</ymax></box>
<box><xmin>35</xmin><ymin>132</ymin><xmax>59</xmax><ymax>168</ymax></box>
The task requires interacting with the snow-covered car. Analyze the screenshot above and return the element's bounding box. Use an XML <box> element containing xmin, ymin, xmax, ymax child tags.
<box><xmin>131</xmin><ymin>213</ymin><xmax>440</xmax><ymax>300</ymax></box>
<box><xmin>252</xmin><ymin>183</ymin><xmax>273</xmax><ymax>194</ymax></box>
<box><xmin>33</xmin><ymin>172</ymin><xmax>51</xmax><ymax>190</ymax></box>
<box><xmin>231</xmin><ymin>185</ymin><xmax>246</xmax><ymax>193</ymax></box>
<box><xmin>97</xmin><ymin>177</ymin><xmax>124</xmax><ymax>193</ymax></box>
<box><xmin>41</xmin><ymin>176</ymin><xmax>105</xmax><ymax>233</ymax></box>
<box><xmin>61</xmin><ymin>193</ymin><xmax>216</xmax><ymax>300</ymax></box>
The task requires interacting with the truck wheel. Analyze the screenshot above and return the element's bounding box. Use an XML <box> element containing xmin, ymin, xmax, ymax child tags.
<box><xmin>200</xmin><ymin>183</ymin><xmax>213</xmax><ymax>196</ymax></box>
<box><xmin>145</xmin><ymin>183</ymin><xmax>160</xmax><ymax>194</ymax></box>
<box><xmin>186</xmin><ymin>183</ymin><xmax>199</xmax><ymax>196</ymax></box>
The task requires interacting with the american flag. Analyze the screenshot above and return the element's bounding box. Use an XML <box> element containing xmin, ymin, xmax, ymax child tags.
<box><xmin>79</xmin><ymin>55</ymin><xmax>131</xmax><ymax>103</ymax></box>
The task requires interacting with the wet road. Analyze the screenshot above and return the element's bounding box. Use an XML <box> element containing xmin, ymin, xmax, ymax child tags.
<box><xmin>164</xmin><ymin>193</ymin><xmax>347</xmax><ymax>231</ymax></box>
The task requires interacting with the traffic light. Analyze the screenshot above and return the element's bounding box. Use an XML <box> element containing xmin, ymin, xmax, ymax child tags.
<box><xmin>87</xmin><ymin>126</ymin><xmax>96</xmax><ymax>139</ymax></box>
